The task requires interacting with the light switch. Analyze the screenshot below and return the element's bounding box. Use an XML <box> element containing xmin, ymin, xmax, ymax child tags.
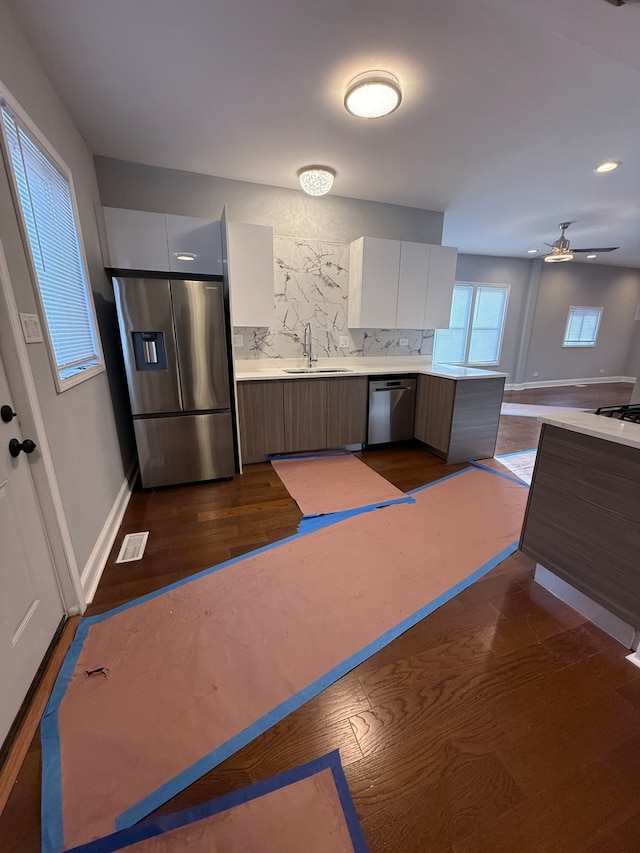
<box><xmin>20</xmin><ymin>313</ymin><xmax>44</xmax><ymax>344</ymax></box>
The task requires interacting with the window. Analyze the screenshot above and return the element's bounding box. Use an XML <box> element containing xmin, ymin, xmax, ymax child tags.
<box><xmin>563</xmin><ymin>306</ymin><xmax>602</xmax><ymax>348</ymax></box>
<box><xmin>433</xmin><ymin>283</ymin><xmax>509</xmax><ymax>365</ymax></box>
<box><xmin>0</xmin><ymin>98</ymin><xmax>103</xmax><ymax>391</ymax></box>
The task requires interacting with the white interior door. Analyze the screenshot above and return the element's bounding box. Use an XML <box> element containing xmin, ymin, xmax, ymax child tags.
<box><xmin>0</xmin><ymin>350</ymin><xmax>64</xmax><ymax>746</ymax></box>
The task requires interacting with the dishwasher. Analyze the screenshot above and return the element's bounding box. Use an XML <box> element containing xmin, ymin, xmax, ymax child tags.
<box><xmin>367</xmin><ymin>377</ymin><xmax>416</xmax><ymax>445</ymax></box>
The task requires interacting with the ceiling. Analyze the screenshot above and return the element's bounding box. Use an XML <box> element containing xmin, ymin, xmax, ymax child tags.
<box><xmin>7</xmin><ymin>0</ymin><xmax>640</xmax><ymax>266</ymax></box>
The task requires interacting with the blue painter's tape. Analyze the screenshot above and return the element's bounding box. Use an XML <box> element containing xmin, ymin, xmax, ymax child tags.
<box><xmin>297</xmin><ymin>494</ymin><xmax>415</xmax><ymax>534</ymax></box>
<box><xmin>496</xmin><ymin>448</ymin><xmax>537</xmax><ymax>458</ymax></box>
<box><xmin>468</xmin><ymin>459</ymin><xmax>529</xmax><ymax>487</ymax></box>
<box><xmin>65</xmin><ymin>751</ymin><xmax>368</xmax><ymax>853</ymax></box>
<box><xmin>115</xmin><ymin>538</ymin><xmax>518</xmax><ymax>829</ymax></box>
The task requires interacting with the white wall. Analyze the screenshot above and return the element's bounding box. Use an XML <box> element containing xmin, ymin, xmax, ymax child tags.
<box><xmin>0</xmin><ymin>0</ymin><xmax>133</xmax><ymax>573</ymax></box>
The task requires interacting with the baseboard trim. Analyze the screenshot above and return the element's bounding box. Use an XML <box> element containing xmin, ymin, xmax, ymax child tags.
<box><xmin>80</xmin><ymin>459</ymin><xmax>137</xmax><ymax>605</ymax></box>
<box><xmin>505</xmin><ymin>376</ymin><xmax>634</xmax><ymax>391</ymax></box>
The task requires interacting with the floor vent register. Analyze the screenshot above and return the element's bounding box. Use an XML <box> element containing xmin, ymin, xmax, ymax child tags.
<box><xmin>116</xmin><ymin>531</ymin><xmax>149</xmax><ymax>564</ymax></box>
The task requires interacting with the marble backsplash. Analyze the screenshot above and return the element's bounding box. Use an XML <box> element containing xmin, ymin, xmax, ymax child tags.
<box><xmin>232</xmin><ymin>236</ymin><xmax>435</xmax><ymax>359</ymax></box>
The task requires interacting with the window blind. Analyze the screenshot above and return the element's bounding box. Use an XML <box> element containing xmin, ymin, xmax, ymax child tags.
<box><xmin>563</xmin><ymin>307</ymin><xmax>602</xmax><ymax>347</ymax></box>
<box><xmin>0</xmin><ymin>104</ymin><xmax>102</xmax><ymax>386</ymax></box>
<box><xmin>433</xmin><ymin>284</ymin><xmax>473</xmax><ymax>364</ymax></box>
<box><xmin>468</xmin><ymin>286</ymin><xmax>508</xmax><ymax>364</ymax></box>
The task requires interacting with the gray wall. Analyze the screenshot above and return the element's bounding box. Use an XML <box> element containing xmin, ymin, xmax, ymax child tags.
<box><xmin>0</xmin><ymin>0</ymin><xmax>134</xmax><ymax>571</ymax></box>
<box><xmin>523</xmin><ymin>263</ymin><xmax>640</xmax><ymax>384</ymax></box>
<box><xmin>454</xmin><ymin>254</ymin><xmax>535</xmax><ymax>382</ymax></box>
<box><xmin>95</xmin><ymin>157</ymin><xmax>444</xmax><ymax>245</ymax></box>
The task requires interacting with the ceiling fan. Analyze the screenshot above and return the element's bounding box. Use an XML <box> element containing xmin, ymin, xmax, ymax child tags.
<box><xmin>543</xmin><ymin>222</ymin><xmax>619</xmax><ymax>263</ymax></box>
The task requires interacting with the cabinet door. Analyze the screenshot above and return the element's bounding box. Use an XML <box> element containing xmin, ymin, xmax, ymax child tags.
<box><xmin>103</xmin><ymin>207</ymin><xmax>170</xmax><ymax>270</ymax></box>
<box><xmin>166</xmin><ymin>214</ymin><xmax>223</xmax><ymax>275</ymax></box>
<box><xmin>348</xmin><ymin>237</ymin><xmax>400</xmax><ymax>328</ymax></box>
<box><xmin>414</xmin><ymin>374</ymin><xmax>455</xmax><ymax>454</ymax></box>
<box><xmin>396</xmin><ymin>242</ymin><xmax>430</xmax><ymax>329</ymax></box>
<box><xmin>326</xmin><ymin>377</ymin><xmax>368</xmax><ymax>446</ymax></box>
<box><xmin>424</xmin><ymin>245</ymin><xmax>458</xmax><ymax>329</ymax></box>
<box><xmin>237</xmin><ymin>380</ymin><xmax>285</xmax><ymax>462</ymax></box>
<box><xmin>228</xmin><ymin>222</ymin><xmax>274</xmax><ymax>326</ymax></box>
<box><xmin>283</xmin><ymin>379</ymin><xmax>327</xmax><ymax>452</ymax></box>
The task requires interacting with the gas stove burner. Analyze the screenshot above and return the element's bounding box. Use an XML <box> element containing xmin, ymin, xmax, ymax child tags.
<box><xmin>594</xmin><ymin>404</ymin><xmax>640</xmax><ymax>424</ymax></box>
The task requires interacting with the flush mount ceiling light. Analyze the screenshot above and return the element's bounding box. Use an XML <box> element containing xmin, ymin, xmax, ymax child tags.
<box><xmin>594</xmin><ymin>160</ymin><xmax>621</xmax><ymax>173</ymax></box>
<box><xmin>344</xmin><ymin>70</ymin><xmax>402</xmax><ymax>118</ymax></box>
<box><xmin>527</xmin><ymin>248</ymin><xmax>538</xmax><ymax>254</ymax></box>
<box><xmin>587</xmin><ymin>253</ymin><xmax>598</xmax><ymax>259</ymax></box>
<box><xmin>544</xmin><ymin>251</ymin><xmax>574</xmax><ymax>263</ymax></box>
<box><xmin>298</xmin><ymin>166</ymin><xmax>335</xmax><ymax>196</ymax></box>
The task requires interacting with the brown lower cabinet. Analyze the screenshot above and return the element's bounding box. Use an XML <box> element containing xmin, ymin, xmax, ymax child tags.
<box><xmin>237</xmin><ymin>376</ymin><xmax>369</xmax><ymax>462</ymax></box>
<box><xmin>414</xmin><ymin>374</ymin><xmax>505</xmax><ymax>463</ymax></box>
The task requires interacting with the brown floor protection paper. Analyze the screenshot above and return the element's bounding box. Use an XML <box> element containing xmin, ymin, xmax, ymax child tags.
<box><xmin>271</xmin><ymin>454</ymin><xmax>407</xmax><ymax>516</ymax></box>
<box><xmin>51</xmin><ymin>467</ymin><xmax>527</xmax><ymax>849</ymax></box>
<box><xmin>70</xmin><ymin>766</ymin><xmax>356</xmax><ymax>853</ymax></box>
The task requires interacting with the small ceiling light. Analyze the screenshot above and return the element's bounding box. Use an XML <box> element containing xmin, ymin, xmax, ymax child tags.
<box><xmin>344</xmin><ymin>70</ymin><xmax>402</xmax><ymax>119</ymax></box>
<box><xmin>587</xmin><ymin>253</ymin><xmax>597</xmax><ymax>259</ymax></box>
<box><xmin>594</xmin><ymin>160</ymin><xmax>621</xmax><ymax>173</ymax></box>
<box><xmin>298</xmin><ymin>166</ymin><xmax>335</xmax><ymax>196</ymax></box>
<box><xmin>544</xmin><ymin>252</ymin><xmax>574</xmax><ymax>263</ymax></box>
<box><xmin>174</xmin><ymin>252</ymin><xmax>196</xmax><ymax>261</ymax></box>
<box><xmin>527</xmin><ymin>249</ymin><xmax>538</xmax><ymax>254</ymax></box>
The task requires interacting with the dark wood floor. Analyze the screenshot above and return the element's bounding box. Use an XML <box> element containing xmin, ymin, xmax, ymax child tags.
<box><xmin>2</xmin><ymin>383</ymin><xmax>639</xmax><ymax>852</ymax></box>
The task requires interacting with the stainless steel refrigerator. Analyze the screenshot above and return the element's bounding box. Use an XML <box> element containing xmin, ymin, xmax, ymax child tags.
<box><xmin>113</xmin><ymin>277</ymin><xmax>236</xmax><ymax>488</ymax></box>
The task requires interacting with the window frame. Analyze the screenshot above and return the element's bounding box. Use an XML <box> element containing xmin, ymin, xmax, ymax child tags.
<box><xmin>0</xmin><ymin>87</ymin><xmax>104</xmax><ymax>393</ymax></box>
<box><xmin>562</xmin><ymin>306</ymin><xmax>603</xmax><ymax>349</ymax></box>
<box><xmin>434</xmin><ymin>281</ymin><xmax>510</xmax><ymax>366</ymax></box>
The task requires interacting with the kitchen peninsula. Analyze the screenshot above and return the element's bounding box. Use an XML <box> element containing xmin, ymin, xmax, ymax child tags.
<box><xmin>234</xmin><ymin>358</ymin><xmax>506</xmax><ymax>464</ymax></box>
<box><xmin>520</xmin><ymin>411</ymin><xmax>640</xmax><ymax>648</ymax></box>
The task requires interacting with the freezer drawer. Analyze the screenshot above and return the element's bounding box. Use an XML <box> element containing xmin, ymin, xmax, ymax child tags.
<box><xmin>134</xmin><ymin>412</ymin><xmax>235</xmax><ymax>488</ymax></box>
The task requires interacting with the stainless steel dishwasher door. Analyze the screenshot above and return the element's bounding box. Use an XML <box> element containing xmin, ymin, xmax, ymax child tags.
<box><xmin>367</xmin><ymin>378</ymin><xmax>416</xmax><ymax>445</ymax></box>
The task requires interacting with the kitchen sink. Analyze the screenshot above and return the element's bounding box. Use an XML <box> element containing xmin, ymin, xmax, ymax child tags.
<box><xmin>283</xmin><ymin>367</ymin><xmax>353</xmax><ymax>374</ymax></box>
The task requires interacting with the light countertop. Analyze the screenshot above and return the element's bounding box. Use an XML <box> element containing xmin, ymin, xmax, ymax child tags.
<box><xmin>539</xmin><ymin>411</ymin><xmax>640</xmax><ymax>450</ymax></box>
<box><xmin>234</xmin><ymin>357</ymin><xmax>507</xmax><ymax>382</ymax></box>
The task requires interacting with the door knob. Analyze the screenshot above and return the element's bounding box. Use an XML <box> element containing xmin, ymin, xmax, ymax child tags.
<box><xmin>9</xmin><ymin>438</ymin><xmax>37</xmax><ymax>457</ymax></box>
<box><xmin>1</xmin><ymin>404</ymin><xmax>17</xmax><ymax>423</ymax></box>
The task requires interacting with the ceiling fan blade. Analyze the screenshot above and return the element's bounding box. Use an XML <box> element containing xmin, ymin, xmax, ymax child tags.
<box><xmin>543</xmin><ymin>243</ymin><xmax>555</xmax><ymax>247</ymax></box>
<box><xmin>571</xmin><ymin>247</ymin><xmax>619</xmax><ymax>253</ymax></box>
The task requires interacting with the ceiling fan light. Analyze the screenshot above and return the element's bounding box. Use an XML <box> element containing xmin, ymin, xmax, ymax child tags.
<box><xmin>545</xmin><ymin>252</ymin><xmax>574</xmax><ymax>263</ymax></box>
<box><xmin>595</xmin><ymin>160</ymin><xmax>621</xmax><ymax>173</ymax></box>
<box><xmin>298</xmin><ymin>166</ymin><xmax>335</xmax><ymax>196</ymax></box>
<box><xmin>344</xmin><ymin>71</ymin><xmax>402</xmax><ymax>118</ymax></box>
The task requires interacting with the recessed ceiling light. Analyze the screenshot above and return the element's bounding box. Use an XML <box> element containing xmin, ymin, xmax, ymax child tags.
<box><xmin>344</xmin><ymin>71</ymin><xmax>402</xmax><ymax>119</ymax></box>
<box><xmin>527</xmin><ymin>249</ymin><xmax>538</xmax><ymax>254</ymax></box>
<box><xmin>594</xmin><ymin>160</ymin><xmax>621</xmax><ymax>173</ymax></box>
<box><xmin>174</xmin><ymin>252</ymin><xmax>196</xmax><ymax>261</ymax></box>
<box><xmin>587</xmin><ymin>253</ymin><xmax>597</xmax><ymax>259</ymax></box>
<box><xmin>298</xmin><ymin>166</ymin><xmax>335</xmax><ymax>196</ymax></box>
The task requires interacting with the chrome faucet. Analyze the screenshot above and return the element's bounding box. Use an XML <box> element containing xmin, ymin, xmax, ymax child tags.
<box><xmin>303</xmin><ymin>322</ymin><xmax>317</xmax><ymax>369</ymax></box>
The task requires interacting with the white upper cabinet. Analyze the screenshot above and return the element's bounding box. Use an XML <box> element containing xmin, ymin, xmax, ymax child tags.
<box><xmin>227</xmin><ymin>222</ymin><xmax>274</xmax><ymax>327</ymax></box>
<box><xmin>424</xmin><ymin>245</ymin><xmax>458</xmax><ymax>329</ymax></box>
<box><xmin>103</xmin><ymin>207</ymin><xmax>169</xmax><ymax>271</ymax></box>
<box><xmin>166</xmin><ymin>214</ymin><xmax>223</xmax><ymax>275</ymax></box>
<box><xmin>348</xmin><ymin>237</ymin><xmax>401</xmax><ymax>329</ymax></box>
<box><xmin>102</xmin><ymin>207</ymin><xmax>223</xmax><ymax>275</ymax></box>
<box><xmin>348</xmin><ymin>237</ymin><xmax>458</xmax><ymax>330</ymax></box>
<box><xmin>397</xmin><ymin>241</ymin><xmax>430</xmax><ymax>328</ymax></box>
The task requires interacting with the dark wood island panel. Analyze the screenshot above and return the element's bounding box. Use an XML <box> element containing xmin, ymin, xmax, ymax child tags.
<box><xmin>520</xmin><ymin>424</ymin><xmax>640</xmax><ymax>628</ymax></box>
<box><xmin>414</xmin><ymin>374</ymin><xmax>505</xmax><ymax>463</ymax></box>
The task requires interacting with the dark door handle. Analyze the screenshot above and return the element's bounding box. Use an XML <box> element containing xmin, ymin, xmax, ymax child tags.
<box><xmin>1</xmin><ymin>404</ymin><xmax>17</xmax><ymax>423</ymax></box>
<box><xmin>9</xmin><ymin>438</ymin><xmax>36</xmax><ymax>457</ymax></box>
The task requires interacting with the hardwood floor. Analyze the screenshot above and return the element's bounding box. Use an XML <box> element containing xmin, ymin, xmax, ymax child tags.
<box><xmin>2</xmin><ymin>383</ymin><xmax>639</xmax><ymax>852</ymax></box>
